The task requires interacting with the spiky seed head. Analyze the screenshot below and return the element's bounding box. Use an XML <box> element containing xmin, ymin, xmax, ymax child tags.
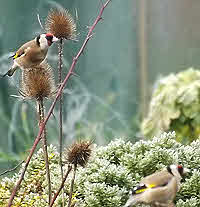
<box><xmin>45</xmin><ymin>8</ymin><xmax>77</xmax><ymax>40</ymax></box>
<box><xmin>20</xmin><ymin>62</ymin><xmax>56</xmax><ymax>99</ymax></box>
<box><xmin>66</xmin><ymin>140</ymin><xmax>92</xmax><ymax>167</ymax></box>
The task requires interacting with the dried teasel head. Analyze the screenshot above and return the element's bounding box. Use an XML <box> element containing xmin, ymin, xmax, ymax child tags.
<box><xmin>20</xmin><ymin>61</ymin><xmax>56</xmax><ymax>100</ymax></box>
<box><xmin>45</xmin><ymin>8</ymin><xmax>77</xmax><ymax>40</ymax></box>
<box><xmin>66</xmin><ymin>140</ymin><xmax>92</xmax><ymax>167</ymax></box>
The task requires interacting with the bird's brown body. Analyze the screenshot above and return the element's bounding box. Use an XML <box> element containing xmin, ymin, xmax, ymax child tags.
<box><xmin>133</xmin><ymin>170</ymin><xmax>178</xmax><ymax>206</ymax></box>
<box><xmin>139</xmin><ymin>177</ymin><xmax>178</xmax><ymax>206</ymax></box>
<box><xmin>124</xmin><ymin>165</ymin><xmax>189</xmax><ymax>207</ymax></box>
<box><xmin>141</xmin><ymin>169</ymin><xmax>179</xmax><ymax>188</ymax></box>
<box><xmin>14</xmin><ymin>39</ymin><xmax>48</xmax><ymax>68</ymax></box>
<box><xmin>2</xmin><ymin>33</ymin><xmax>58</xmax><ymax>77</ymax></box>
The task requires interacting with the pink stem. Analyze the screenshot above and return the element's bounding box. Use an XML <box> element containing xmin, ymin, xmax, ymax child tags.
<box><xmin>7</xmin><ymin>132</ymin><xmax>42</xmax><ymax>207</ymax></box>
<box><xmin>7</xmin><ymin>1</ymin><xmax>111</xmax><ymax>206</ymax></box>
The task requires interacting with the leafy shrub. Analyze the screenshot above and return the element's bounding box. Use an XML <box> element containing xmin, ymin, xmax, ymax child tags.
<box><xmin>141</xmin><ymin>68</ymin><xmax>200</xmax><ymax>143</ymax></box>
<box><xmin>0</xmin><ymin>132</ymin><xmax>199</xmax><ymax>206</ymax></box>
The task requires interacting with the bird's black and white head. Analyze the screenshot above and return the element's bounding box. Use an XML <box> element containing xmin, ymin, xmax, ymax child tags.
<box><xmin>167</xmin><ymin>164</ymin><xmax>190</xmax><ymax>179</ymax></box>
<box><xmin>36</xmin><ymin>33</ymin><xmax>59</xmax><ymax>50</ymax></box>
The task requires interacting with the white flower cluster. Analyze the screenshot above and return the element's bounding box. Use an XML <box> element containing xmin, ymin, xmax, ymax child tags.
<box><xmin>141</xmin><ymin>68</ymin><xmax>200</xmax><ymax>142</ymax></box>
<box><xmin>0</xmin><ymin>133</ymin><xmax>199</xmax><ymax>206</ymax></box>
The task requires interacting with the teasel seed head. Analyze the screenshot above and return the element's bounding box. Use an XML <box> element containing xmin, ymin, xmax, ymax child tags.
<box><xmin>66</xmin><ymin>140</ymin><xmax>92</xmax><ymax>167</ymax></box>
<box><xmin>45</xmin><ymin>8</ymin><xmax>77</xmax><ymax>40</ymax></box>
<box><xmin>20</xmin><ymin>61</ymin><xmax>56</xmax><ymax>100</ymax></box>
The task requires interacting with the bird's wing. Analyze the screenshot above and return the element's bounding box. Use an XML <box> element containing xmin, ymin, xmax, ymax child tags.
<box><xmin>141</xmin><ymin>170</ymin><xmax>173</xmax><ymax>187</ymax></box>
<box><xmin>141</xmin><ymin>177</ymin><xmax>178</xmax><ymax>203</ymax></box>
<box><xmin>11</xmin><ymin>40</ymin><xmax>36</xmax><ymax>59</ymax></box>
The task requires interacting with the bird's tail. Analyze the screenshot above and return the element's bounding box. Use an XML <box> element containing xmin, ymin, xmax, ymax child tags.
<box><xmin>0</xmin><ymin>68</ymin><xmax>16</xmax><ymax>77</ymax></box>
<box><xmin>123</xmin><ymin>196</ymin><xmax>139</xmax><ymax>207</ymax></box>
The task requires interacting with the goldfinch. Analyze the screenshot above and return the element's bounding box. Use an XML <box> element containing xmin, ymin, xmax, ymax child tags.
<box><xmin>124</xmin><ymin>165</ymin><xmax>190</xmax><ymax>207</ymax></box>
<box><xmin>2</xmin><ymin>33</ymin><xmax>58</xmax><ymax>77</ymax></box>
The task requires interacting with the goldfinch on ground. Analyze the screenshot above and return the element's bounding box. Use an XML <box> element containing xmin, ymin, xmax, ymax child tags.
<box><xmin>124</xmin><ymin>165</ymin><xmax>190</xmax><ymax>207</ymax></box>
<box><xmin>2</xmin><ymin>33</ymin><xmax>58</xmax><ymax>77</ymax></box>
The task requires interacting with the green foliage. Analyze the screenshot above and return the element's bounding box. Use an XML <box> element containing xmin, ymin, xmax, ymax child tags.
<box><xmin>0</xmin><ymin>132</ymin><xmax>199</xmax><ymax>206</ymax></box>
<box><xmin>141</xmin><ymin>68</ymin><xmax>200</xmax><ymax>143</ymax></box>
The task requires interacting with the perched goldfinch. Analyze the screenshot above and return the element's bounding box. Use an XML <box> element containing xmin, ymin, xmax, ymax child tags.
<box><xmin>2</xmin><ymin>33</ymin><xmax>58</xmax><ymax>77</ymax></box>
<box><xmin>124</xmin><ymin>165</ymin><xmax>190</xmax><ymax>207</ymax></box>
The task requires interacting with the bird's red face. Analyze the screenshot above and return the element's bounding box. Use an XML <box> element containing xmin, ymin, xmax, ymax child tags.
<box><xmin>45</xmin><ymin>33</ymin><xmax>54</xmax><ymax>46</ymax></box>
<box><xmin>45</xmin><ymin>33</ymin><xmax>59</xmax><ymax>46</ymax></box>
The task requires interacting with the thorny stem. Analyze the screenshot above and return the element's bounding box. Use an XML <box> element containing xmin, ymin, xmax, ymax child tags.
<box><xmin>67</xmin><ymin>163</ymin><xmax>77</xmax><ymax>207</ymax></box>
<box><xmin>58</xmin><ymin>38</ymin><xmax>65</xmax><ymax>207</ymax></box>
<box><xmin>50</xmin><ymin>165</ymin><xmax>72</xmax><ymax>207</ymax></box>
<box><xmin>7</xmin><ymin>1</ymin><xmax>111</xmax><ymax>206</ymax></box>
<box><xmin>37</xmin><ymin>98</ymin><xmax>52</xmax><ymax>205</ymax></box>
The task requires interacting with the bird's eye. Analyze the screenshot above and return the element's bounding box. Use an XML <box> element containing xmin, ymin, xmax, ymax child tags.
<box><xmin>178</xmin><ymin>165</ymin><xmax>183</xmax><ymax>175</ymax></box>
<box><xmin>46</xmin><ymin>35</ymin><xmax>53</xmax><ymax>41</ymax></box>
<box><xmin>36</xmin><ymin>35</ymin><xmax>40</xmax><ymax>46</ymax></box>
<box><xmin>178</xmin><ymin>165</ymin><xmax>183</xmax><ymax>170</ymax></box>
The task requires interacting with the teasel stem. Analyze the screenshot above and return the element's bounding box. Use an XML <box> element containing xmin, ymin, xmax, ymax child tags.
<box><xmin>7</xmin><ymin>1</ymin><xmax>111</xmax><ymax>206</ymax></box>
<box><xmin>37</xmin><ymin>98</ymin><xmax>52</xmax><ymax>205</ymax></box>
<box><xmin>67</xmin><ymin>163</ymin><xmax>77</xmax><ymax>207</ymax></box>
<box><xmin>50</xmin><ymin>164</ymin><xmax>72</xmax><ymax>207</ymax></box>
<box><xmin>58</xmin><ymin>37</ymin><xmax>65</xmax><ymax>207</ymax></box>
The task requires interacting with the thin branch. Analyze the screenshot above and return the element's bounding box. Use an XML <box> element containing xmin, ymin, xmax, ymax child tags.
<box><xmin>37</xmin><ymin>14</ymin><xmax>44</xmax><ymax>30</ymax></box>
<box><xmin>7</xmin><ymin>133</ymin><xmax>42</xmax><ymax>207</ymax></box>
<box><xmin>37</xmin><ymin>98</ymin><xmax>52</xmax><ymax>205</ymax></box>
<box><xmin>71</xmin><ymin>72</ymin><xmax>80</xmax><ymax>77</ymax></box>
<box><xmin>7</xmin><ymin>1</ymin><xmax>111</xmax><ymax>206</ymax></box>
<box><xmin>58</xmin><ymin>37</ymin><xmax>64</xmax><ymax>207</ymax></box>
<box><xmin>75</xmin><ymin>8</ymin><xmax>79</xmax><ymax>24</ymax></box>
<box><xmin>0</xmin><ymin>160</ymin><xmax>24</xmax><ymax>177</ymax></box>
<box><xmin>49</xmin><ymin>165</ymin><xmax>72</xmax><ymax>207</ymax></box>
<box><xmin>67</xmin><ymin>164</ymin><xmax>77</xmax><ymax>207</ymax></box>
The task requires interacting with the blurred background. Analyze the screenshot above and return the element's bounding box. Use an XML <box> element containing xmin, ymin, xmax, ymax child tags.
<box><xmin>1</xmin><ymin>0</ymin><xmax>200</xmax><ymax>172</ymax></box>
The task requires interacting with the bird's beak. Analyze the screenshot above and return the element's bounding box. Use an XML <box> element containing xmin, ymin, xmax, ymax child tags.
<box><xmin>52</xmin><ymin>36</ymin><xmax>59</xmax><ymax>42</ymax></box>
<box><xmin>183</xmin><ymin>168</ymin><xmax>190</xmax><ymax>174</ymax></box>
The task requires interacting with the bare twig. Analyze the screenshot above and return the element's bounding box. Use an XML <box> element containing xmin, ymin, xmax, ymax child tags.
<box><xmin>75</xmin><ymin>8</ymin><xmax>79</xmax><ymax>23</ymax></box>
<box><xmin>37</xmin><ymin>14</ymin><xmax>44</xmax><ymax>30</ymax></box>
<box><xmin>7</xmin><ymin>133</ymin><xmax>43</xmax><ymax>207</ymax></box>
<box><xmin>37</xmin><ymin>98</ymin><xmax>52</xmax><ymax>205</ymax></box>
<box><xmin>67</xmin><ymin>164</ymin><xmax>77</xmax><ymax>207</ymax></box>
<box><xmin>58</xmin><ymin>37</ymin><xmax>65</xmax><ymax>207</ymax></box>
<box><xmin>0</xmin><ymin>160</ymin><xmax>24</xmax><ymax>177</ymax></box>
<box><xmin>50</xmin><ymin>165</ymin><xmax>72</xmax><ymax>207</ymax></box>
<box><xmin>7</xmin><ymin>1</ymin><xmax>111</xmax><ymax>206</ymax></box>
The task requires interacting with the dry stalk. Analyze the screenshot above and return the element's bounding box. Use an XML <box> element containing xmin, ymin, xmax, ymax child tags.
<box><xmin>67</xmin><ymin>163</ymin><xmax>77</xmax><ymax>207</ymax></box>
<box><xmin>7</xmin><ymin>1</ymin><xmax>111</xmax><ymax>206</ymax></box>
<box><xmin>45</xmin><ymin>8</ymin><xmax>77</xmax><ymax>205</ymax></box>
<box><xmin>37</xmin><ymin>98</ymin><xmax>52</xmax><ymax>205</ymax></box>
<box><xmin>58</xmin><ymin>38</ymin><xmax>65</xmax><ymax>206</ymax></box>
<box><xmin>0</xmin><ymin>160</ymin><xmax>24</xmax><ymax>177</ymax></box>
<box><xmin>49</xmin><ymin>165</ymin><xmax>72</xmax><ymax>207</ymax></box>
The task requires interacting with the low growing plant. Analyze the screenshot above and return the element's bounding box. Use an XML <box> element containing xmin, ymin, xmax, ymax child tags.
<box><xmin>0</xmin><ymin>132</ymin><xmax>199</xmax><ymax>206</ymax></box>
